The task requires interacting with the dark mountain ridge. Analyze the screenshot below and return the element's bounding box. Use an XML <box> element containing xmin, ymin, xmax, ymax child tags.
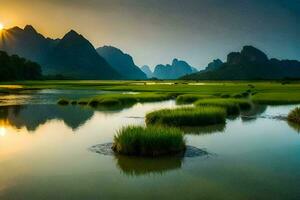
<box><xmin>97</xmin><ymin>46</ymin><xmax>146</xmax><ymax>80</ymax></box>
<box><xmin>153</xmin><ymin>58</ymin><xmax>197</xmax><ymax>79</ymax></box>
<box><xmin>0</xmin><ymin>25</ymin><xmax>120</xmax><ymax>79</ymax></box>
<box><xmin>182</xmin><ymin>46</ymin><xmax>300</xmax><ymax>80</ymax></box>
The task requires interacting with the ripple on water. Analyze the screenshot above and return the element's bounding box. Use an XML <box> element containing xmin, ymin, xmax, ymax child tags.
<box><xmin>88</xmin><ymin>143</ymin><xmax>211</xmax><ymax>158</ymax></box>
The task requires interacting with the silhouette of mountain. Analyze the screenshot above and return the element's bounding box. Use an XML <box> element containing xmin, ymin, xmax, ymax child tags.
<box><xmin>0</xmin><ymin>25</ymin><xmax>121</xmax><ymax>79</ymax></box>
<box><xmin>140</xmin><ymin>65</ymin><xmax>153</xmax><ymax>78</ymax></box>
<box><xmin>182</xmin><ymin>46</ymin><xmax>300</xmax><ymax>80</ymax></box>
<box><xmin>153</xmin><ymin>59</ymin><xmax>197</xmax><ymax>79</ymax></box>
<box><xmin>97</xmin><ymin>46</ymin><xmax>146</xmax><ymax>80</ymax></box>
<box><xmin>205</xmin><ymin>59</ymin><xmax>223</xmax><ymax>71</ymax></box>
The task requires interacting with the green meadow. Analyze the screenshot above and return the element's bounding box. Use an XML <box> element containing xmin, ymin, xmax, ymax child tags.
<box><xmin>2</xmin><ymin>80</ymin><xmax>300</xmax><ymax>108</ymax></box>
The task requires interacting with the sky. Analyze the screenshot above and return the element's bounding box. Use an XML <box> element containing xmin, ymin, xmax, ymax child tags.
<box><xmin>0</xmin><ymin>0</ymin><xmax>299</xmax><ymax>69</ymax></box>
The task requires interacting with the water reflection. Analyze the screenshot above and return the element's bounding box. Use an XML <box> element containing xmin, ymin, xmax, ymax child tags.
<box><xmin>287</xmin><ymin>121</ymin><xmax>300</xmax><ymax>133</ymax></box>
<box><xmin>0</xmin><ymin>105</ymin><xmax>94</xmax><ymax>131</ymax></box>
<box><xmin>241</xmin><ymin>104</ymin><xmax>268</xmax><ymax>122</ymax></box>
<box><xmin>0</xmin><ymin>89</ymin><xmax>112</xmax><ymax>106</ymax></box>
<box><xmin>114</xmin><ymin>155</ymin><xmax>184</xmax><ymax>176</ymax></box>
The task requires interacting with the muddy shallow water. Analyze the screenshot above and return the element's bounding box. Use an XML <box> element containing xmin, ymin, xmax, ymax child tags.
<box><xmin>0</xmin><ymin>91</ymin><xmax>299</xmax><ymax>200</ymax></box>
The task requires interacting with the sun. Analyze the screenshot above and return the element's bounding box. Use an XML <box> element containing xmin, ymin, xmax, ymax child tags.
<box><xmin>0</xmin><ymin>23</ymin><xmax>4</xmax><ymax>31</ymax></box>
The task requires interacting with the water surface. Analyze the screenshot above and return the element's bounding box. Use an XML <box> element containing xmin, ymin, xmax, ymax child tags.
<box><xmin>0</xmin><ymin>92</ymin><xmax>299</xmax><ymax>200</ymax></box>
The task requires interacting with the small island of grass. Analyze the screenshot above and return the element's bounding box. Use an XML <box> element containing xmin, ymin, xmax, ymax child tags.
<box><xmin>176</xmin><ymin>94</ymin><xmax>213</xmax><ymax>104</ymax></box>
<box><xmin>288</xmin><ymin>107</ymin><xmax>300</xmax><ymax>124</ymax></box>
<box><xmin>146</xmin><ymin>107</ymin><xmax>226</xmax><ymax>127</ymax></box>
<box><xmin>194</xmin><ymin>98</ymin><xmax>252</xmax><ymax>115</ymax></box>
<box><xmin>112</xmin><ymin>126</ymin><xmax>186</xmax><ymax>156</ymax></box>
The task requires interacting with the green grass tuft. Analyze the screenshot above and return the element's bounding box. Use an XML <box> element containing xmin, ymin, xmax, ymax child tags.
<box><xmin>176</xmin><ymin>94</ymin><xmax>213</xmax><ymax>104</ymax></box>
<box><xmin>146</xmin><ymin>107</ymin><xmax>226</xmax><ymax>126</ymax></box>
<box><xmin>85</xmin><ymin>92</ymin><xmax>174</xmax><ymax>108</ymax></box>
<box><xmin>195</xmin><ymin>99</ymin><xmax>240</xmax><ymax>115</ymax></box>
<box><xmin>112</xmin><ymin>126</ymin><xmax>186</xmax><ymax>156</ymax></box>
<box><xmin>288</xmin><ymin>107</ymin><xmax>300</xmax><ymax>124</ymax></box>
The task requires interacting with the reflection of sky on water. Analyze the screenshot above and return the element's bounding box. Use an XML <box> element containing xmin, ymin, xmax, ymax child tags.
<box><xmin>0</xmin><ymin>99</ymin><xmax>300</xmax><ymax>199</ymax></box>
<box><xmin>0</xmin><ymin>89</ymin><xmax>113</xmax><ymax>106</ymax></box>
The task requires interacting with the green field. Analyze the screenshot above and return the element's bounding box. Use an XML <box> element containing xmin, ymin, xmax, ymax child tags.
<box><xmin>1</xmin><ymin>80</ymin><xmax>300</xmax><ymax>106</ymax></box>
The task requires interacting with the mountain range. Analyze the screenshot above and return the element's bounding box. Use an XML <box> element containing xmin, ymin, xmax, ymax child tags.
<box><xmin>182</xmin><ymin>46</ymin><xmax>300</xmax><ymax>80</ymax></box>
<box><xmin>0</xmin><ymin>25</ymin><xmax>130</xmax><ymax>79</ymax></box>
<box><xmin>1</xmin><ymin>26</ymin><xmax>299</xmax><ymax>81</ymax></box>
<box><xmin>152</xmin><ymin>59</ymin><xmax>198</xmax><ymax>79</ymax></box>
<box><xmin>96</xmin><ymin>46</ymin><xmax>146</xmax><ymax>80</ymax></box>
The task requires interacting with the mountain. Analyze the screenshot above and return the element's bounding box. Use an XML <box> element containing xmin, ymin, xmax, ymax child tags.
<box><xmin>153</xmin><ymin>59</ymin><xmax>197</xmax><ymax>79</ymax></box>
<box><xmin>205</xmin><ymin>59</ymin><xmax>223</xmax><ymax>71</ymax></box>
<box><xmin>140</xmin><ymin>65</ymin><xmax>153</xmax><ymax>78</ymax></box>
<box><xmin>182</xmin><ymin>46</ymin><xmax>300</xmax><ymax>80</ymax></box>
<box><xmin>0</xmin><ymin>25</ymin><xmax>120</xmax><ymax>79</ymax></box>
<box><xmin>0</xmin><ymin>50</ymin><xmax>42</xmax><ymax>81</ymax></box>
<box><xmin>96</xmin><ymin>46</ymin><xmax>146</xmax><ymax>80</ymax></box>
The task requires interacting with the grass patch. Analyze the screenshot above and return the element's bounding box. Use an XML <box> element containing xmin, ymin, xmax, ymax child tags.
<box><xmin>146</xmin><ymin>107</ymin><xmax>226</xmax><ymax>127</ymax></box>
<box><xmin>176</xmin><ymin>94</ymin><xmax>213</xmax><ymax>104</ymax></box>
<box><xmin>180</xmin><ymin>124</ymin><xmax>226</xmax><ymax>135</ymax></box>
<box><xmin>194</xmin><ymin>98</ymin><xmax>252</xmax><ymax>115</ymax></box>
<box><xmin>85</xmin><ymin>92</ymin><xmax>174</xmax><ymax>108</ymax></box>
<box><xmin>195</xmin><ymin>99</ymin><xmax>238</xmax><ymax>115</ymax></box>
<box><xmin>252</xmin><ymin>93</ymin><xmax>300</xmax><ymax>105</ymax></box>
<box><xmin>57</xmin><ymin>99</ymin><xmax>69</xmax><ymax>105</ymax></box>
<box><xmin>112</xmin><ymin>126</ymin><xmax>186</xmax><ymax>156</ymax></box>
<box><xmin>288</xmin><ymin>107</ymin><xmax>300</xmax><ymax>124</ymax></box>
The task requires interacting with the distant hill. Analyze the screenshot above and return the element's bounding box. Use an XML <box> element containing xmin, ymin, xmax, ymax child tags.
<box><xmin>153</xmin><ymin>59</ymin><xmax>197</xmax><ymax>79</ymax></box>
<box><xmin>205</xmin><ymin>59</ymin><xmax>223</xmax><ymax>71</ymax></box>
<box><xmin>140</xmin><ymin>65</ymin><xmax>153</xmax><ymax>78</ymax></box>
<box><xmin>0</xmin><ymin>51</ymin><xmax>42</xmax><ymax>81</ymax></box>
<box><xmin>0</xmin><ymin>25</ymin><xmax>120</xmax><ymax>79</ymax></box>
<box><xmin>182</xmin><ymin>46</ymin><xmax>300</xmax><ymax>80</ymax></box>
<box><xmin>97</xmin><ymin>46</ymin><xmax>146</xmax><ymax>80</ymax></box>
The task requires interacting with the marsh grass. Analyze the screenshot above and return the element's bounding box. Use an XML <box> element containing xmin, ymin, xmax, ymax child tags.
<box><xmin>86</xmin><ymin>93</ymin><xmax>174</xmax><ymax>108</ymax></box>
<box><xmin>146</xmin><ymin>107</ymin><xmax>226</xmax><ymax>126</ymax></box>
<box><xmin>288</xmin><ymin>107</ymin><xmax>300</xmax><ymax>124</ymax></box>
<box><xmin>180</xmin><ymin>124</ymin><xmax>226</xmax><ymax>135</ymax></box>
<box><xmin>195</xmin><ymin>99</ymin><xmax>239</xmax><ymax>115</ymax></box>
<box><xmin>176</xmin><ymin>94</ymin><xmax>213</xmax><ymax>104</ymax></box>
<box><xmin>194</xmin><ymin>98</ymin><xmax>252</xmax><ymax>115</ymax></box>
<box><xmin>252</xmin><ymin>93</ymin><xmax>300</xmax><ymax>105</ymax></box>
<box><xmin>112</xmin><ymin>126</ymin><xmax>186</xmax><ymax>156</ymax></box>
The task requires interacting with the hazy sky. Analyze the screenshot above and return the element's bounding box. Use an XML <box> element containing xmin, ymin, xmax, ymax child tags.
<box><xmin>0</xmin><ymin>0</ymin><xmax>299</xmax><ymax>69</ymax></box>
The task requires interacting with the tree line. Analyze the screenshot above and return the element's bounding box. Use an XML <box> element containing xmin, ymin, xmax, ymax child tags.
<box><xmin>0</xmin><ymin>51</ymin><xmax>42</xmax><ymax>81</ymax></box>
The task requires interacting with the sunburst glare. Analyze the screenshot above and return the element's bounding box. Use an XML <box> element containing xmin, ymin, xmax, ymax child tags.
<box><xmin>0</xmin><ymin>127</ymin><xmax>6</xmax><ymax>137</ymax></box>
